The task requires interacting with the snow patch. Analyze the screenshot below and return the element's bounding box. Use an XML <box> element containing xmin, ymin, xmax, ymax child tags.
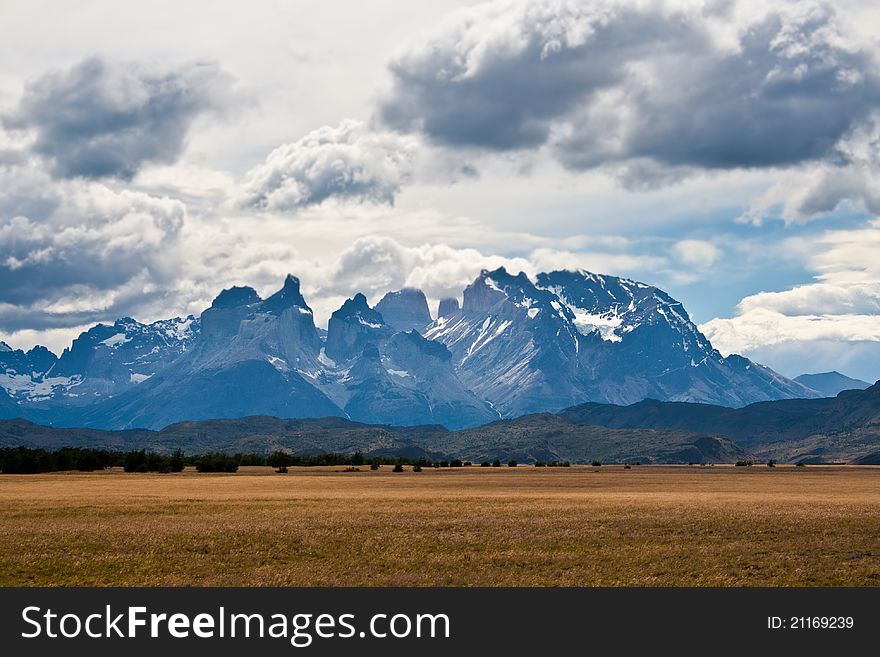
<box><xmin>570</xmin><ymin>309</ymin><xmax>623</xmax><ymax>342</ymax></box>
<box><xmin>101</xmin><ymin>333</ymin><xmax>130</xmax><ymax>348</ymax></box>
<box><xmin>317</xmin><ymin>348</ymin><xmax>336</xmax><ymax>368</ymax></box>
<box><xmin>129</xmin><ymin>372</ymin><xmax>153</xmax><ymax>384</ymax></box>
<box><xmin>267</xmin><ymin>355</ymin><xmax>289</xmax><ymax>372</ymax></box>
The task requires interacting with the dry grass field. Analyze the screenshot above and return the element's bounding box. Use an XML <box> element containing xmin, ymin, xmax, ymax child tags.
<box><xmin>1</xmin><ymin>465</ymin><xmax>878</xmax><ymax>586</ymax></box>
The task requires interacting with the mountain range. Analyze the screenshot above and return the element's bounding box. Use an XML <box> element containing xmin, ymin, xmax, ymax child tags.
<box><xmin>559</xmin><ymin>381</ymin><xmax>880</xmax><ymax>463</ymax></box>
<box><xmin>0</xmin><ymin>413</ymin><xmax>747</xmax><ymax>466</ymax></box>
<box><xmin>1</xmin><ymin>267</ymin><xmax>826</xmax><ymax>431</ymax></box>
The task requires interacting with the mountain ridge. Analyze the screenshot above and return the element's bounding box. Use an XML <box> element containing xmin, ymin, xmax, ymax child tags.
<box><xmin>2</xmin><ymin>267</ymin><xmax>819</xmax><ymax>430</ymax></box>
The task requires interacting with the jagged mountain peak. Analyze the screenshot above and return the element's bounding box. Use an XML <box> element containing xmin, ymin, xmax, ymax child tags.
<box><xmin>325</xmin><ymin>293</ymin><xmax>390</xmax><ymax>363</ymax></box>
<box><xmin>375</xmin><ymin>288</ymin><xmax>432</xmax><ymax>332</ymax></box>
<box><xmin>0</xmin><ymin>341</ymin><xmax>11</xmax><ymax>353</ymax></box>
<box><xmin>262</xmin><ymin>274</ymin><xmax>311</xmax><ymax>315</ymax></box>
<box><xmin>333</xmin><ymin>293</ymin><xmax>383</xmax><ymax>324</ymax></box>
<box><xmin>535</xmin><ymin>268</ymin><xmax>707</xmax><ymax>347</ymax></box>
<box><xmin>211</xmin><ymin>285</ymin><xmax>262</xmax><ymax>309</ymax></box>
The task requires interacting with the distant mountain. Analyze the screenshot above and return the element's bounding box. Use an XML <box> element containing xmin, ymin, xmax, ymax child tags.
<box><xmin>425</xmin><ymin>267</ymin><xmax>815</xmax><ymax>416</ymax></box>
<box><xmin>0</xmin><ymin>413</ymin><xmax>746</xmax><ymax>465</ymax></box>
<box><xmin>0</xmin><ymin>387</ymin><xmax>20</xmax><ymax>420</ymax></box>
<box><xmin>794</xmin><ymin>372</ymin><xmax>871</xmax><ymax>397</ymax></box>
<box><xmin>559</xmin><ymin>381</ymin><xmax>880</xmax><ymax>463</ymax></box>
<box><xmin>2</xmin><ymin>268</ymin><xmax>817</xmax><ymax>431</ymax></box>
<box><xmin>374</xmin><ymin>289</ymin><xmax>432</xmax><ymax>333</ymax></box>
<box><xmin>430</xmin><ymin>414</ymin><xmax>747</xmax><ymax>465</ymax></box>
<box><xmin>56</xmin><ymin>278</ymin><xmax>492</xmax><ymax>430</ymax></box>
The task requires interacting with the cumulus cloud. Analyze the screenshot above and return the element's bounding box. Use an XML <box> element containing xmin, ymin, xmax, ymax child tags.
<box><xmin>239</xmin><ymin>120</ymin><xmax>418</xmax><ymax>211</ymax></box>
<box><xmin>316</xmin><ymin>235</ymin><xmax>533</xmax><ymax>306</ymax></box>
<box><xmin>0</xmin><ymin>167</ymin><xmax>186</xmax><ymax>331</ymax></box>
<box><xmin>379</xmin><ymin>0</ymin><xmax>880</xmax><ymax>189</ymax></box>
<box><xmin>700</xmin><ymin>217</ymin><xmax>880</xmax><ymax>379</ymax></box>
<box><xmin>4</xmin><ymin>57</ymin><xmax>236</xmax><ymax>180</ymax></box>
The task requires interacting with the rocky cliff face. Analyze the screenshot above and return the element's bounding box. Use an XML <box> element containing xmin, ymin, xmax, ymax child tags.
<box><xmin>425</xmin><ymin>267</ymin><xmax>816</xmax><ymax>416</ymax></box>
<box><xmin>2</xmin><ymin>268</ymin><xmax>818</xmax><ymax>430</ymax></box>
<box><xmin>375</xmin><ymin>288</ymin><xmax>432</xmax><ymax>333</ymax></box>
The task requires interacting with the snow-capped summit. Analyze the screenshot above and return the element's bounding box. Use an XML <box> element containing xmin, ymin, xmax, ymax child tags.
<box><xmin>1</xmin><ymin>268</ymin><xmax>818</xmax><ymax>430</ymax></box>
<box><xmin>425</xmin><ymin>268</ymin><xmax>815</xmax><ymax>416</ymax></box>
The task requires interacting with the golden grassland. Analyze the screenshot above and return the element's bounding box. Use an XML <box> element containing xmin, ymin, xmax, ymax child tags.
<box><xmin>1</xmin><ymin>465</ymin><xmax>878</xmax><ymax>587</ymax></box>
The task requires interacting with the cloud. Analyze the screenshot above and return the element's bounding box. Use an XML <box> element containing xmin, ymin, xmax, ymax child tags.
<box><xmin>379</xmin><ymin>0</ymin><xmax>880</xmax><ymax>187</ymax></box>
<box><xmin>742</xmin><ymin>116</ymin><xmax>880</xmax><ymax>223</ymax></box>
<box><xmin>700</xmin><ymin>217</ymin><xmax>880</xmax><ymax>379</ymax></box>
<box><xmin>239</xmin><ymin>120</ymin><xmax>419</xmax><ymax>211</ymax></box>
<box><xmin>0</xmin><ymin>168</ymin><xmax>186</xmax><ymax>331</ymax></box>
<box><xmin>316</xmin><ymin>235</ymin><xmax>533</xmax><ymax>305</ymax></box>
<box><xmin>672</xmin><ymin>239</ymin><xmax>721</xmax><ymax>269</ymax></box>
<box><xmin>4</xmin><ymin>57</ymin><xmax>236</xmax><ymax>180</ymax></box>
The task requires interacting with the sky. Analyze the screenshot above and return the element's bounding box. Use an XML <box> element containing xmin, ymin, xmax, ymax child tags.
<box><xmin>1</xmin><ymin>0</ymin><xmax>880</xmax><ymax>382</ymax></box>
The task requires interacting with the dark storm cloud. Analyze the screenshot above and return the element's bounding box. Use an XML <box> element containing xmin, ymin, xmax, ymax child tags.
<box><xmin>4</xmin><ymin>57</ymin><xmax>235</xmax><ymax>180</ymax></box>
<box><xmin>0</xmin><ymin>177</ymin><xmax>185</xmax><ymax>331</ymax></box>
<box><xmin>379</xmin><ymin>0</ymin><xmax>880</xmax><ymax>176</ymax></box>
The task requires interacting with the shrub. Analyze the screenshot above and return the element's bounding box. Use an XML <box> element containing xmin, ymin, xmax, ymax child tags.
<box><xmin>795</xmin><ymin>462</ymin><xmax>806</xmax><ymax>468</ymax></box>
<box><xmin>413</xmin><ymin>465</ymin><xmax>422</xmax><ymax>472</ymax></box>
<box><xmin>463</xmin><ymin>461</ymin><xmax>472</xmax><ymax>466</ymax></box>
<box><xmin>392</xmin><ymin>463</ymin><xmax>404</xmax><ymax>473</ymax></box>
<box><xmin>194</xmin><ymin>453</ymin><xmax>239</xmax><ymax>473</ymax></box>
<box><xmin>450</xmin><ymin>458</ymin><xmax>463</xmax><ymax>467</ymax></box>
<box><xmin>480</xmin><ymin>462</ymin><xmax>490</xmax><ymax>467</ymax></box>
<box><xmin>735</xmin><ymin>460</ymin><xmax>754</xmax><ymax>467</ymax></box>
<box><xmin>507</xmin><ymin>459</ymin><xmax>518</xmax><ymax>467</ymax></box>
<box><xmin>491</xmin><ymin>459</ymin><xmax>501</xmax><ymax>467</ymax></box>
<box><xmin>268</xmin><ymin>450</ymin><xmax>293</xmax><ymax>469</ymax></box>
<box><xmin>767</xmin><ymin>459</ymin><xmax>776</xmax><ymax>467</ymax></box>
<box><xmin>370</xmin><ymin>463</ymin><xmax>380</xmax><ymax>471</ymax></box>
<box><xmin>591</xmin><ymin>460</ymin><xmax>602</xmax><ymax>467</ymax></box>
<box><xmin>169</xmin><ymin>448</ymin><xmax>185</xmax><ymax>472</ymax></box>
<box><xmin>276</xmin><ymin>465</ymin><xmax>288</xmax><ymax>473</ymax></box>
<box><xmin>534</xmin><ymin>461</ymin><xmax>546</xmax><ymax>467</ymax></box>
<box><xmin>624</xmin><ymin>464</ymin><xmax>632</xmax><ymax>470</ymax></box>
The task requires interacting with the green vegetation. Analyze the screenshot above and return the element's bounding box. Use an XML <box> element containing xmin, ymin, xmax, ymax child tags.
<box><xmin>0</xmin><ymin>446</ymin><xmax>118</xmax><ymax>473</ymax></box>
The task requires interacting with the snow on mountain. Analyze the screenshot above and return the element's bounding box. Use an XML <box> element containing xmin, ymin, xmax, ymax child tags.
<box><xmin>2</xmin><ymin>267</ymin><xmax>819</xmax><ymax>430</ymax></box>
<box><xmin>425</xmin><ymin>267</ymin><xmax>816</xmax><ymax>416</ymax></box>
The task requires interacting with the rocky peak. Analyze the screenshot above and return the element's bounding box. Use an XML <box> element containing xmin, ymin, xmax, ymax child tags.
<box><xmin>262</xmin><ymin>274</ymin><xmax>310</xmax><ymax>315</ymax></box>
<box><xmin>325</xmin><ymin>294</ymin><xmax>390</xmax><ymax>362</ymax></box>
<box><xmin>462</xmin><ymin>268</ymin><xmax>512</xmax><ymax>313</ymax></box>
<box><xmin>437</xmin><ymin>298</ymin><xmax>460</xmax><ymax>318</ymax></box>
<box><xmin>375</xmin><ymin>288</ymin><xmax>432</xmax><ymax>332</ymax></box>
<box><xmin>210</xmin><ymin>286</ymin><xmax>261</xmax><ymax>310</ymax></box>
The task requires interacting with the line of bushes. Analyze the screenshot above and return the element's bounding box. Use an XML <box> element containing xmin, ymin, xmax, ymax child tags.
<box><xmin>0</xmin><ymin>446</ymin><xmax>120</xmax><ymax>473</ymax></box>
<box><xmin>3</xmin><ymin>446</ymin><xmax>604</xmax><ymax>474</ymax></box>
<box><xmin>1</xmin><ymin>447</ymin><xmax>476</xmax><ymax>474</ymax></box>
